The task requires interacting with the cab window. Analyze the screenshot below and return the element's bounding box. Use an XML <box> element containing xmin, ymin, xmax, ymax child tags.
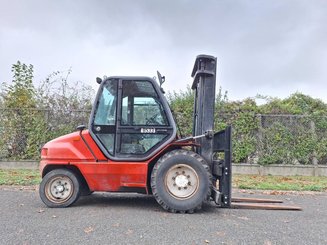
<box><xmin>121</xmin><ymin>81</ymin><xmax>168</xmax><ymax>126</ymax></box>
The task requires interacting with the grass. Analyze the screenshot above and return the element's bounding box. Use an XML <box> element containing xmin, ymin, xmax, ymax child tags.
<box><xmin>0</xmin><ymin>169</ymin><xmax>41</xmax><ymax>186</ymax></box>
<box><xmin>0</xmin><ymin>170</ymin><xmax>326</xmax><ymax>192</ymax></box>
<box><xmin>233</xmin><ymin>174</ymin><xmax>327</xmax><ymax>192</ymax></box>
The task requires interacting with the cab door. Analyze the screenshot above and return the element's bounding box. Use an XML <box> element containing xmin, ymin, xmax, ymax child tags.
<box><xmin>116</xmin><ymin>79</ymin><xmax>175</xmax><ymax>159</ymax></box>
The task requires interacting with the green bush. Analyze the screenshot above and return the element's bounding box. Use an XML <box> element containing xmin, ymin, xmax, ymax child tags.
<box><xmin>168</xmin><ymin>89</ymin><xmax>327</xmax><ymax>165</ymax></box>
<box><xmin>167</xmin><ymin>87</ymin><xmax>195</xmax><ymax>136</ymax></box>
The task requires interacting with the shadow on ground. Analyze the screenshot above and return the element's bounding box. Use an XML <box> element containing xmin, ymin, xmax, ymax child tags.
<box><xmin>75</xmin><ymin>192</ymin><xmax>218</xmax><ymax>213</ymax></box>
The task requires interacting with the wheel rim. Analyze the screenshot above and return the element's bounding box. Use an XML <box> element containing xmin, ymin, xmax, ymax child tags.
<box><xmin>45</xmin><ymin>176</ymin><xmax>74</xmax><ymax>204</ymax></box>
<box><xmin>164</xmin><ymin>164</ymin><xmax>199</xmax><ymax>200</ymax></box>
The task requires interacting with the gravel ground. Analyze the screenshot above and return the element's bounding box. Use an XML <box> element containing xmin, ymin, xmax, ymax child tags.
<box><xmin>0</xmin><ymin>187</ymin><xmax>326</xmax><ymax>245</ymax></box>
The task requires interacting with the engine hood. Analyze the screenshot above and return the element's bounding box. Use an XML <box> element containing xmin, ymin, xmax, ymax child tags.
<box><xmin>41</xmin><ymin>131</ymin><xmax>97</xmax><ymax>161</ymax></box>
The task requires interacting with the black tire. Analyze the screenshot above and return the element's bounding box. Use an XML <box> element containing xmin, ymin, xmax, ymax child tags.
<box><xmin>39</xmin><ymin>169</ymin><xmax>81</xmax><ymax>208</ymax></box>
<box><xmin>151</xmin><ymin>149</ymin><xmax>212</xmax><ymax>213</ymax></box>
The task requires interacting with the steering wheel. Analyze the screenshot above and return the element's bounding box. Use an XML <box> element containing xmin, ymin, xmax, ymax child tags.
<box><xmin>146</xmin><ymin>114</ymin><xmax>159</xmax><ymax>125</ymax></box>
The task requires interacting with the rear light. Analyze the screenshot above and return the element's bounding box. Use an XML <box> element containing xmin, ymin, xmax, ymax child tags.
<box><xmin>41</xmin><ymin>148</ymin><xmax>48</xmax><ymax>157</ymax></box>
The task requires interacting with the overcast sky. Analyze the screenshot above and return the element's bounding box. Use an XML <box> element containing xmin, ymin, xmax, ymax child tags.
<box><xmin>1</xmin><ymin>0</ymin><xmax>326</xmax><ymax>102</ymax></box>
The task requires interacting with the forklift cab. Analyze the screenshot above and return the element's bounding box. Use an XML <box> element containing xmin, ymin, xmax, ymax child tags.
<box><xmin>89</xmin><ymin>77</ymin><xmax>177</xmax><ymax>161</ymax></box>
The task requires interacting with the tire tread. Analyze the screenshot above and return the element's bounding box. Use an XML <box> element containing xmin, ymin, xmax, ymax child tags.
<box><xmin>151</xmin><ymin>149</ymin><xmax>212</xmax><ymax>213</ymax></box>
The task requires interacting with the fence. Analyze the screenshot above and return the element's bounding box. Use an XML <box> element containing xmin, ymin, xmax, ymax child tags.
<box><xmin>1</xmin><ymin>108</ymin><xmax>327</xmax><ymax>165</ymax></box>
<box><xmin>215</xmin><ymin>113</ymin><xmax>327</xmax><ymax>165</ymax></box>
<box><xmin>0</xmin><ymin>108</ymin><xmax>90</xmax><ymax>160</ymax></box>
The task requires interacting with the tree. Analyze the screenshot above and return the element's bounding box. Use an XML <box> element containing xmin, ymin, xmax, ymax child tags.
<box><xmin>1</xmin><ymin>61</ymin><xmax>41</xmax><ymax>159</ymax></box>
<box><xmin>3</xmin><ymin>61</ymin><xmax>36</xmax><ymax>108</ymax></box>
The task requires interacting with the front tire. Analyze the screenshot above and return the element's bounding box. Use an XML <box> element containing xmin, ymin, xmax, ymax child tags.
<box><xmin>39</xmin><ymin>169</ymin><xmax>81</xmax><ymax>208</ymax></box>
<box><xmin>151</xmin><ymin>150</ymin><xmax>212</xmax><ymax>213</ymax></box>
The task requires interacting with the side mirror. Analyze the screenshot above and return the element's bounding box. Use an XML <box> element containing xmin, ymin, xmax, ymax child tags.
<box><xmin>96</xmin><ymin>77</ymin><xmax>102</xmax><ymax>84</ymax></box>
<box><xmin>157</xmin><ymin>71</ymin><xmax>165</xmax><ymax>88</ymax></box>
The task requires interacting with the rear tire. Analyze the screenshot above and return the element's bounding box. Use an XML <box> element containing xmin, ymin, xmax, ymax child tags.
<box><xmin>151</xmin><ymin>149</ymin><xmax>212</xmax><ymax>213</ymax></box>
<box><xmin>39</xmin><ymin>169</ymin><xmax>81</xmax><ymax>208</ymax></box>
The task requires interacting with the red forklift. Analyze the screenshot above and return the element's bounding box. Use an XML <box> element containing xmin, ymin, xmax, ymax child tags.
<box><xmin>39</xmin><ymin>55</ymin><xmax>300</xmax><ymax>212</ymax></box>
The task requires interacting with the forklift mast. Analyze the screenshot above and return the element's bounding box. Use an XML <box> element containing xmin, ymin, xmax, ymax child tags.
<box><xmin>191</xmin><ymin>55</ymin><xmax>232</xmax><ymax>207</ymax></box>
<box><xmin>191</xmin><ymin>55</ymin><xmax>216</xmax><ymax>163</ymax></box>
